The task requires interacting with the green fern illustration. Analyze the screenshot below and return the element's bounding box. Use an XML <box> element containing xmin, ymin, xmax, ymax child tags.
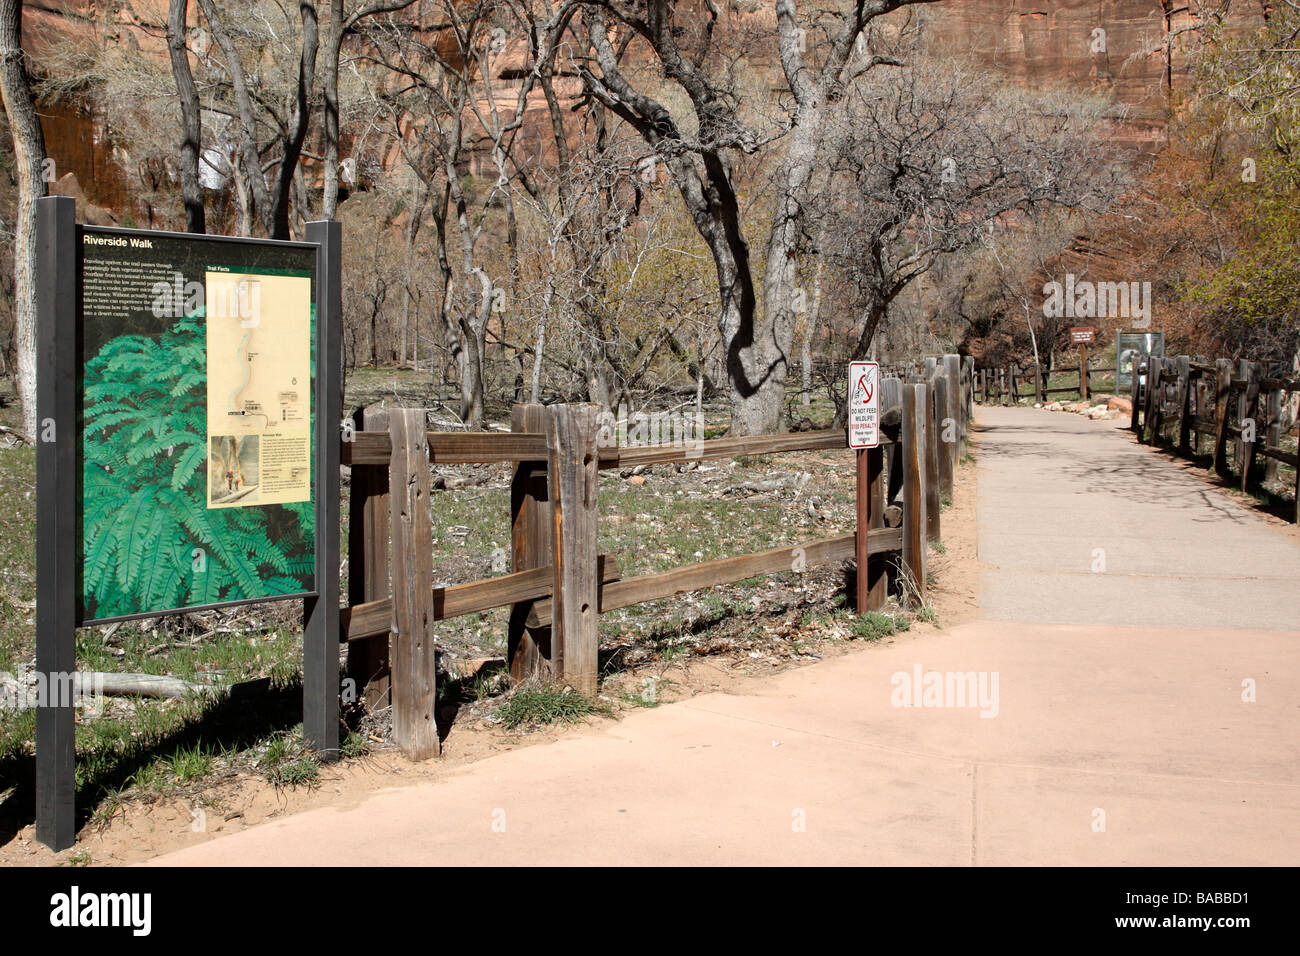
<box><xmin>81</xmin><ymin>311</ymin><xmax>314</xmax><ymax>620</ymax></box>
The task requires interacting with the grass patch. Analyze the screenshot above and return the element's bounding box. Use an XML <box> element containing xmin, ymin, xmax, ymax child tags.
<box><xmin>851</xmin><ymin>611</ymin><xmax>910</xmax><ymax>642</ymax></box>
<box><xmin>167</xmin><ymin>743</ymin><xmax>214</xmax><ymax>784</ymax></box>
<box><xmin>260</xmin><ymin>731</ymin><xmax>320</xmax><ymax>789</ymax></box>
<box><xmin>340</xmin><ymin>731</ymin><xmax>371</xmax><ymax>760</ymax></box>
<box><xmin>496</xmin><ymin>684</ymin><xmax>599</xmax><ymax>730</ymax></box>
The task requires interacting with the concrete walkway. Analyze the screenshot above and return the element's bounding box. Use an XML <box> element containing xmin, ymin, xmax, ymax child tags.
<box><xmin>152</xmin><ymin>408</ymin><xmax>1300</xmax><ymax>866</ymax></box>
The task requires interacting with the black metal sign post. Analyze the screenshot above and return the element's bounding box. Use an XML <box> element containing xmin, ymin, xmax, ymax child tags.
<box><xmin>303</xmin><ymin>219</ymin><xmax>341</xmax><ymax>759</ymax></box>
<box><xmin>33</xmin><ymin>196</ymin><xmax>343</xmax><ymax>850</ymax></box>
<box><xmin>35</xmin><ymin>196</ymin><xmax>78</xmax><ymax>851</ymax></box>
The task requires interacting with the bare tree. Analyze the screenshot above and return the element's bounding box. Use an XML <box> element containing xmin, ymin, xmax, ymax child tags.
<box><xmin>575</xmin><ymin>0</ymin><xmax>942</xmax><ymax>434</ymax></box>
<box><xmin>0</xmin><ymin>0</ymin><xmax>47</xmax><ymax>434</ymax></box>
<box><xmin>320</xmin><ymin>0</ymin><xmax>419</xmax><ymax>219</ymax></box>
<box><xmin>167</xmin><ymin>0</ymin><xmax>206</xmax><ymax>233</ymax></box>
<box><xmin>363</xmin><ymin>0</ymin><xmax>577</xmax><ymax>424</ymax></box>
<box><xmin>195</xmin><ymin>0</ymin><xmax>319</xmax><ymax>239</ymax></box>
<box><xmin>811</xmin><ymin>57</ymin><xmax>1123</xmax><ymax>407</ymax></box>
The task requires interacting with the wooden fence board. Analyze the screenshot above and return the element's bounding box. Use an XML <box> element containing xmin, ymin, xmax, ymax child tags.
<box><xmin>902</xmin><ymin>384</ymin><xmax>927</xmax><ymax>605</ymax></box>
<box><xmin>389</xmin><ymin>409</ymin><xmax>439</xmax><ymax>760</ymax></box>
<box><xmin>343</xmin><ymin>430</ymin><xmax>549</xmax><ymax>465</ymax></box>
<box><xmin>527</xmin><ymin>530</ymin><xmax>904</xmax><ymax>627</ymax></box>
<box><xmin>508</xmin><ymin>404</ymin><xmax>552</xmax><ymax>682</ymax></box>
<box><xmin>547</xmin><ymin>404</ymin><xmax>601</xmax><ymax>696</ymax></box>
<box><xmin>346</xmin><ymin>405</ymin><xmax>390</xmax><ymax>709</ymax></box>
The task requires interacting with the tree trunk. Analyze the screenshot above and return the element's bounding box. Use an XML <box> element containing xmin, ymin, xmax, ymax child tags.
<box><xmin>167</xmin><ymin>0</ymin><xmax>205</xmax><ymax>233</ymax></box>
<box><xmin>0</xmin><ymin>0</ymin><xmax>47</xmax><ymax>436</ymax></box>
<box><xmin>801</xmin><ymin>258</ymin><xmax>823</xmax><ymax>407</ymax></box>
<box><xmin>321</xmin><ymin>0</ymin><xmax>343</xmax><ymax>218</ymax></box>
<box><xmin>267</xmin><ymin>1</ymin><xmax>318</xmax><ymax>239</ymax></box>
<box><xmin>754</xmin><ymin>107</ymin><xmax>827</xmax><ymax>434</ymax></box>
<box><xmin>196</xmin><ymin>0</ymin><xmax>273</xmax><ymax>234</ymax></box>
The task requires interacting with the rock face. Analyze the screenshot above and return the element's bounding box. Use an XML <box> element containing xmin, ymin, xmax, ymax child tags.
<box><xmin>18</xmin><ymin>1</ymin><xmax>1270</xmax><ymax>219</ymax></box>
<box><xmin>916</xmin><ymin>1</ymin><xmax>1267</xmax><ymax>148</ymax></box>
<box><xmin>810</xmin><ymin>1</ymin><xmax>1264</xmax><ymax>119</ymax></box>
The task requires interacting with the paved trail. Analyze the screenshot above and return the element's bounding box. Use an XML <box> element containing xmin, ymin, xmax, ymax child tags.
<box><xmin>154</xmin><ymin>408</ymin><xmax>1300</xmax><ymax>866</ymax></box>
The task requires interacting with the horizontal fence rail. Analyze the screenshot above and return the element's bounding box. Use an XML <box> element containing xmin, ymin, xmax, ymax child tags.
<box><xmin>341</xmin><ymin>426</ymin><xmax>865</xmax><ymax>468</ymax></box>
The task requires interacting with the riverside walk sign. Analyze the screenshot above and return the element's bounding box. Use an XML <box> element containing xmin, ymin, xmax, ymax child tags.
<box><xmin>33</xmin><ymin>196</ymin><xmax>342</xmax><ymax>849</ymax></box>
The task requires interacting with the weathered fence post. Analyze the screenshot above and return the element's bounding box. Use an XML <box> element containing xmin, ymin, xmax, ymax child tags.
<box><xmin>925</xmin><ymin>372</ymin><xmax>941</xmax><ymax>543</ymax></box>
<box><xmin>1235</xmin><ymin>360</ymin><xmax>1253</xmax><ymax>475</ymax></box>
<box><xmin>855</xmin><ymin>436</ymin><xmax>888</xmax><ymax>612</ymax></box>
<box><xmin>389</xmin><ymin>409</ymin><xmax>439</xmax><ymax>759</ymax></box>
<box><xmin>348</xmin><ymin>405</ymin><xmax>390</xmax><ymax>710</ymax></box>
<box><xmin>882</xmin><ymin>377</ymin><xmax>904</xmax><ymax>502</ymax></box>
<box><xmin>1264</xmin><ymin>385</ymin><xmax>1283</xmax><ymax>486</ymax></box>
<box><xmin>944</xmin><ymin>354</ymin><xmax>965</xmax><ymax>461</ymax></box>
<box><xmin>901</xmin><ymin>384</ymin><xmax>927</xmax><ymax>606</ymax></box>
<box><xmin>546</xmin><ymin>404</ymin><xmax>600</xmax><ymax>696</ymax></box>
<box><xmin>1294</xmin><ymin>443</ymin><xmax>1300</xmax><ymax>525</ymax></box>
<box><xmin>1193</xmin><ymin>375</ymin><xmax>1209</xmax><ymax>455</ymax></box>
<box><xmin>1176</xmin><ymin>356</ymin><xmax>1192</xmax><ymax>453</ymax></box>
<box><xmin>933</xmin><ymin>373</ymin><xmax>953</xmax><ymax>496</ymax></box>
<box><xmin>962</xmin><ymin>354</ymin><xmax>974</xmax><ymax>422</ymax></box>
<box><xmin>1129</xmin><ymin>358</ymin><xmax>1142</xmax><ymax>433</ymax></box>
<box><xmin>509</xmin><ymin>403</ymin><xmax>553</xmax><ymax>682</ymax></box>
<box><xmin>1080</xmin><ymin>352</ymin><xmax>1089</xmax><ymax>402</ymax></box>
<box><xmin>1145</xmin><ymin>359</ymin><xmax>1163</xmax><ymax>446</ymax></box>
<box><xmin>1240</xmin><ymin>362</ymin><xmax>1262</xmax><ymax>491</ymax></box>
<box><xmin>1212</xmin><ymin>359</ymin><xmax>1233</xmax><ymax>477</ymax></box>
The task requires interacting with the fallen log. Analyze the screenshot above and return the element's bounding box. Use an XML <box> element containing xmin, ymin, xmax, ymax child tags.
<box><xmin>0</xmin><ymin>672</ymin><xmax>269</xmax><ymax>711</ymax></box>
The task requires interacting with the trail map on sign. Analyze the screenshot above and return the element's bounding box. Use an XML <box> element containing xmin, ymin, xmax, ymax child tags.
<box><xmin>206</xmin><ymin>268</ymin><xmax>312</xmax><ymax>509</ymax></box>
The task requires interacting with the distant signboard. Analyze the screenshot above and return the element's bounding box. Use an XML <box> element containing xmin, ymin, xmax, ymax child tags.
<box><xmin>848</xmin><ymin>361</ymin><xmax>880</xmax><ymax>449</ymax></box>
<box><xmin>1070</xmin><ymin>326</ymin><xmax>1096</xmax><ymax>344</ymax></box>
<box><xmin>1116</xmin><ymin>331</ymin><xmax>1165</xmax><ymax>391</ymax></box>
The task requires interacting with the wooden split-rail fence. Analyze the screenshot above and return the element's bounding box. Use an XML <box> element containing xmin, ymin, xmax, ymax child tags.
<box><xmin>974</xmin><ymin>358</ymin><xmax>1117</xmax><ymax>405</ymax></box>
<box><xmin>1129</xmin><ymin>355</ymin><xmax>1300</xmax><ymax>522</ymax></box>
<box><xmin>337</xmin><ymin>356</ymin><xmax>973</xmax><ymax>759</ymax></box>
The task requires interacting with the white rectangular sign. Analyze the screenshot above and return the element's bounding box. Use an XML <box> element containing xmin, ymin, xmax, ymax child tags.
<box><xmin>848</xmin><ymin>360</ymin><xmax>880</xmax><ymax>449</ymax></box>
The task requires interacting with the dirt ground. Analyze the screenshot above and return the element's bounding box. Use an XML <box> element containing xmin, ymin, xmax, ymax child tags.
<box><xmin>0</xmin><ymin>451</ymin><xmax>979</xmax><ymax>867</ymax></box>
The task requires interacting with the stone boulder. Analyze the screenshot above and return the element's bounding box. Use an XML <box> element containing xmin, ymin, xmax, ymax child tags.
<box><xmin>1108</xmin><ymin>397</ymin><xmax>1133</xmax><ymax>414</ymax></box>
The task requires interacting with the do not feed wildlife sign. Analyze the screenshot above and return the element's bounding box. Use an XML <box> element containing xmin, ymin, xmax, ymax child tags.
<box><xmin>848</xmin><ymin>361</ymin><xmax>880</xmax><ymax>449</ymax></box>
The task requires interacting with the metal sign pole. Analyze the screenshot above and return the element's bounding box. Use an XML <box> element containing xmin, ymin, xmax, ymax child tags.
<box><xmin>302</xmin><ymin>219</ymin><xmax>342</xmax><ymax>759</ymax></box>
<box><xmin>35</xmin><ymin>195</ymin><xmax>78</xmax><ymax>851</ymax></box>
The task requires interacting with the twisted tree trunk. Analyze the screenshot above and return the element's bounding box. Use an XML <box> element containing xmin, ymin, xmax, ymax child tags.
<box><xmin>167</xmin><ymin>0</ymin><xmax>205</xmax><ymax>233</ymax></box>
